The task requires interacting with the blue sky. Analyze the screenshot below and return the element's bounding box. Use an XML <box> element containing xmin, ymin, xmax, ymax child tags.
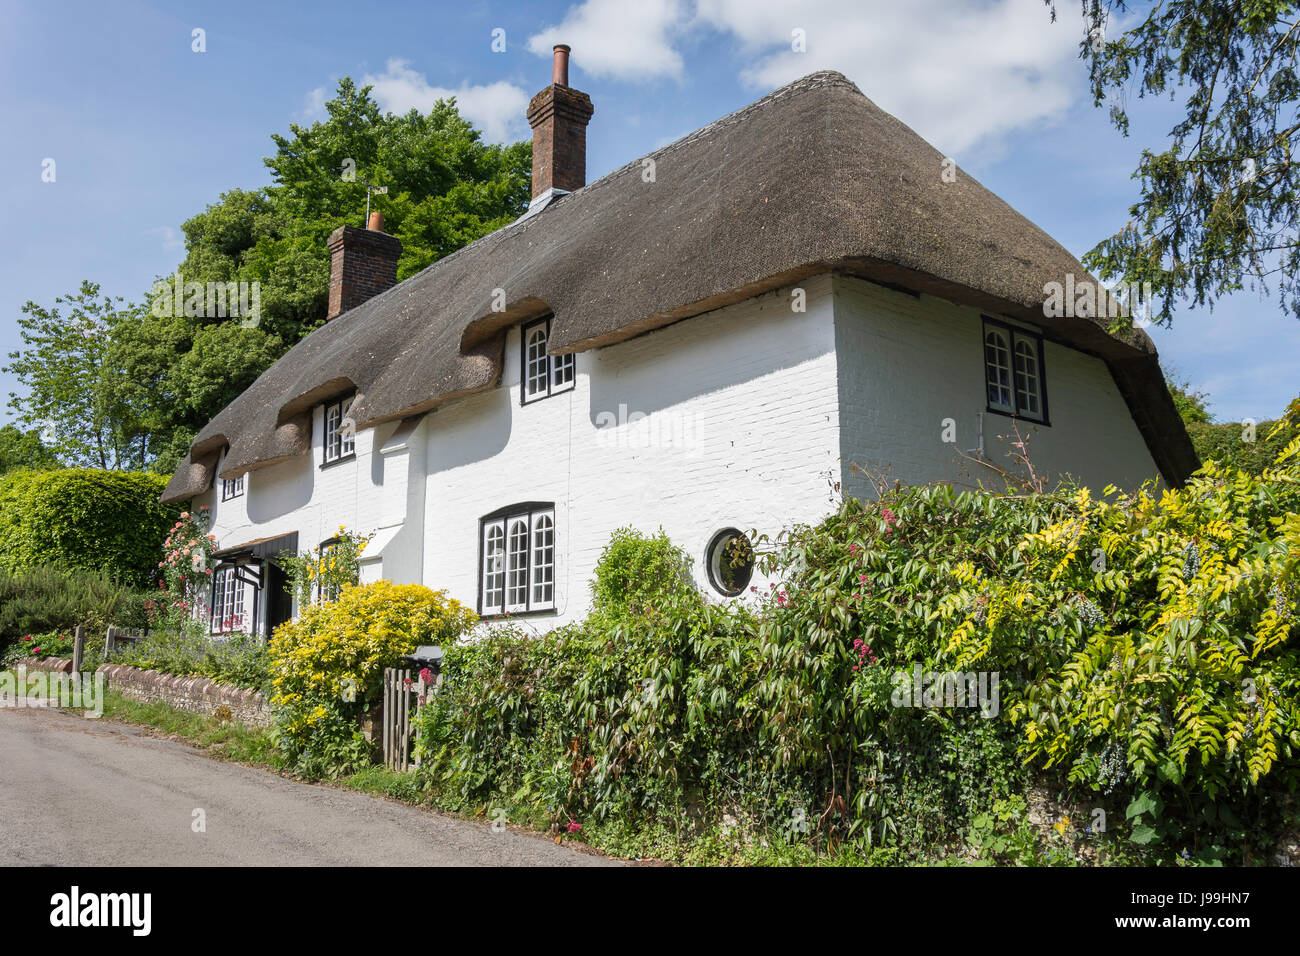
<box><xmin>3</xmin><ymin>0</ymin><xmax>1297</xmax><ymax>427</ymax></box>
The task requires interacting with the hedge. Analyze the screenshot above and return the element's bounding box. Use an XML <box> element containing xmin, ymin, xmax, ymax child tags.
<box><xmin>0</xmin><ymin>468</ymin><xmax>176</xmax><ymax>588</ymax></box>
<box><xmin>411</xmin><ymin>429</ymin><xmax>1300</xmax><ymax>864</ymax></box>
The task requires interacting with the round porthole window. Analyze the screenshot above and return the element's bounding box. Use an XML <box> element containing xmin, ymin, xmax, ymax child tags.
<box><xmin>706</xmin><ymin>528</ymin><xmax>754</xmax><ymax>596</ymax></box>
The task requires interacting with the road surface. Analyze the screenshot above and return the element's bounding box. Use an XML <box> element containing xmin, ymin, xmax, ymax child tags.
<box><xmin>0</xmin><ymin>705</ymin><xmax>617</xmax><ymax>866</ymax></box>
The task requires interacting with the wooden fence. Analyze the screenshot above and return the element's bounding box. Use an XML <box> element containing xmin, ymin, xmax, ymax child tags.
<box><xmin>381</xmin><ymin>667</ymin><xmax>439</xmax><ymax>772</ymax></box>
<box><xmin>103</xmin><ymin>625</ymin><xmax>147</xmax><ymax>661</ymax></box>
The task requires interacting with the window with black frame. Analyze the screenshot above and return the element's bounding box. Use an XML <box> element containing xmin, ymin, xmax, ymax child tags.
<box><xmin>982</xmin><ymin>317</ymin><xmax>1048</xmax><ymax>424</ymax></box>
<box><xmin>479</xmin><ymin>503</ymin><xmax>556</xmax><ymax>616</ymax></box>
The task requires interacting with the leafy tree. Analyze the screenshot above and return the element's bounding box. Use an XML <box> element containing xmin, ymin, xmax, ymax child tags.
<box><xmin>1166</xmin><ymin>376</ymin><xmax>1213</xmax><ymax>425</ymax></box>
<box><xmin>1048</xmin><ymin>1</ymin><xmax>1300</xmax><ymax>325</ymax></box>
<box><xmin>1186</xmin><ymin>394</ymin><xmax>1299</xmax><ymax>473</ymax></box>
<box><xmin>7</xmin><ymin>82</ymin><xmax>529</xmax><ymax>476</ymax></box>
<box><xmin>0</xmin><ymin>425</ymin><xmax>57</xmax><ymax>473</ymax></box>
<box><xmin>4</xmin><ymin>282</ymin><xmax>152</xmax><ymax>469</ymax></box>
<box><xmin>0</xmin><ymin>468</ymin><xmax>176</xmax><ymax>587</ymax></box>
<box><xmin>172</xmin><ymin>79</ymin><xmax>531</xmax><ymax>345</ymax></box>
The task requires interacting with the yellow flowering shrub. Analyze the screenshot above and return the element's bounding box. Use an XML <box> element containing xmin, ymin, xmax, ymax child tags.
<box><xmin>268</xmin><ymin>580</ymin><xmax>476</xmax><ymax>772</ymax></box>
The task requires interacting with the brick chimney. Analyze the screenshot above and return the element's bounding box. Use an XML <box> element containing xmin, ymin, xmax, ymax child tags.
<box><xmin>326</xmin><ymin>211</ymin><xmax>402</xmax><ymax>320</ymax></box>
<box><xmin>526</xmin><ymin>45</ymin><xmax>595</xmax><ymax>199</ymax></box>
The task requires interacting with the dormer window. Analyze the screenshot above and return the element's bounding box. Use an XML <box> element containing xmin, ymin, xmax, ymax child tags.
<box><xmin>983</xmin><ymin>318</ymin><xmax>1048</xmax><ymax>424</ymax></box>
<box><xmin>323</xmin><ymin>396</ymin><xmax>355</xmax><ymax>465</ymax></box>
<box><xmin>221</xmin><ymin>475</ymin><xmax>244</xmax><ymax>501</ymax></box>
<box><xmin>521</xmin><ymin>317</ymin><xmax>575</xmax><ymax>404</ymax></box>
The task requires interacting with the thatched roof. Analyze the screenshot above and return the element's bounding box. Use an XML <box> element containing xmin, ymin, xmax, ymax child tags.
<box><xmin>162</xmin><ymin>70</ymin><xmax>1197</xmax><ymax>503</ymax></box>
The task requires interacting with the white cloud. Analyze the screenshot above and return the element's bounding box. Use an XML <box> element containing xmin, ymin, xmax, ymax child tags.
<box><xmin>147</xmin><ymin>226</ymin><xmax>184</xmax><ymax>255</ymax></box>
<box><xmin>527</xmin><ymin>0</ymin><xmax>688</xmax><ymax>81</ymax></box>
<box><xmin>296</xmin><ymin>85</ymin><xmax>328</xmax><ymax>123</ymax></box>
<box><xmin>361</xmin><ymin>59</ymin><xmax>529</xmax><ymax>143</ymax></box>
<box><xmin>694</xmin><ymin>0</ymin><xmax>1087</xmax><ymax>157</ymax></box>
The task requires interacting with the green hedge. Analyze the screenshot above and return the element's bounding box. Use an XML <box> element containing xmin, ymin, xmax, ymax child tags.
<box><xmin>0</xmin><ymin>469</ymin><xmax>176</xmax><ymax>588</ymax></box>
<box><xmin>411</xmin><ymin>436</ymin><xmax>1300</xmax><ymax>864</ymax></box>
<box><xmin>0</xmin><ymin>565</ymin><xmax>136</xmax><ymax>651</ymax></box>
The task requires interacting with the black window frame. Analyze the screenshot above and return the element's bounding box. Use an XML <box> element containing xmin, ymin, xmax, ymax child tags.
<box><xmin>220</xmin><ymin>474</ymin><xmax>244</xmax><ymax>502</ymax></box>
<box><xmin>705</xmin><ymin>528</ymin><xmax>756</xmax><ymax>597</ymax></box>
<box><xmin>476</xmin><ymin>501</ymin><xmax>557</xmax><ymax>618</ymax></box>
<box><xmin>519</xmin><ymin>317</ymin><xmax>575</xmax><ymax>405</ymax></box>
<box><xmin>981</xmin><ymin>316</ymin><xmax>1050</xmax><ymax>426</ymax></box>
<box><xmin>321</xmin><ymin>394</ymin><xmax>357</xmax><ymax>467</ymax></box>
<box><xmin>209</xmin><ymin>560</ymin><xmax>261</xmax><ymax>635</ymax></box>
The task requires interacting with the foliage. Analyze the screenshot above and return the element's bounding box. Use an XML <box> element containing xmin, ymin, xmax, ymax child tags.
<box><xmin>589</xmin><ymin>526</ymin><xmax>697</xmax><ymax>621</ymax></box>
<box><xmin>6</xmin><ymin>84</ymin><xmax>529</xmax><ymax>476</ymax></box>
<box><xmin>281</xmin><ymin>526</ymin><xmax>372</xmax><ymax>609</ymax></box>
<box><xmin>1166</xmin><ymin>378</ymin><xmax>1212</xmax><ymax>425</ymax></box>
<box><xmin>1</xmin><ymin>630</ymin><xmax>74</xmax><ymax>665</ymax></box>
<box><xmin>1047</xmin><ymin>1</ymin><xmax>1300</xmax><ymax>324</ymax></box>
<box><xmin>1185</xmin><ymin>395</ymin><xmax>1300</xmax><ymax>476</ymax></box>
<box><xmin>153</xmin><ymin>508</ymin><xmax>218</xmax><ymax>632</ymax></box>
<box><xmin>268</xmin><ymin>580</ymin><xmax>476</xmax><ymax>778</ymax></box>
<box><xmin>412</xmin><ymin>437</ymin><xmax>1300</xmax><ymax>862</ymax></box>
<box><xmin>3</xmin><ymin>282</ymin><xmax>158</xmax><ymax>469</ymax></box>
<box><xmin>0</xmin><ymin>468</ymin><xmax>177</xmax><ymax>587</ymax></box>
<box><xmin>937</xmin><ymin>427</ymin><xmax>1300</xmax><ymax>854</ymax></box>
<box><xmin>0</xmin><ymin>566</ymin><xmax>137</xmax><ymax>651</ymax></box>
<box><xmin>0</xmin><ymin>425</ymin><xmax>57</xmax><ymax>474</ymax></box>
<box><xmin>112</xmin><ymin>629</ymin><xmax>271</xmax><ymax>692</ymax></box>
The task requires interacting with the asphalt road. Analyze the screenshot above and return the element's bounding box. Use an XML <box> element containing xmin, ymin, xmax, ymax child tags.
<box><xmin>0</xmin><ymin>705</ymin><xmax>617</xmax><ymax>866</ymax></box>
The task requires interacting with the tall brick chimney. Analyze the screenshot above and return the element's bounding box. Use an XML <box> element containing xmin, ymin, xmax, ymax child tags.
<box><xmin>326</xmin><ymin>211</ymin><xmax>402</xmax><ymax>320</ymax></box>
<box><xmin>526</xmin><ymin>44</ymin><xmax>594</xmax><ymax>200</ymax></box>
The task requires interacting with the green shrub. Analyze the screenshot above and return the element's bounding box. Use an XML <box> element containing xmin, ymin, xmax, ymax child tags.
<box><xmin>268</xmin><ymin>580</ymin><xmax>476</xmax><ymax>778</ymax></box>
<box><xmin>1184</xmin><ymin>394</ymin><xmax>1298</xmax><ymax>477</ymax></box>
<box><xmin>112</xmin><ymin>629</ymin><xmax>271</xmax><ymax>692</ymax></box>
<box><xmin>0</xmin><ymin>565</ymin><xmax>136</xmax><ymax>651</ymax></box>
<box><xmin>589</xmin><ymin>526</ymin><xmax>696</xmax><ymax>620</ymax></box>
<box><xmin>940</xmin><ymin>439</ymin><xmax>1300</xmax><ymax>854</ymax></box>
<box><xmin>0</xmin><ymin>469</ymin><xmax>177</xmax><ymax>587</ymax></box>
<box><xmin>411</xmin><ymin>432</ymin><xmax>1300</xmax><ymax>863</ymax></box>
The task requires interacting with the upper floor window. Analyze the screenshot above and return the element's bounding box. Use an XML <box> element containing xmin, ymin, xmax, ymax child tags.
<box><xmin>479</xmin><ymin>503</ymin><xmax>556</xmax><ymax>616</ymax></box>
<box><xmin>521</xmin><ymin>318</ymin><xmax>575</xmax><ymax>404</ymax></box>
<box><xmin>221</xmin><ymin>474</ymin><xmax>244</xmax><ymax>501</ymax></box>
<box><xmin>983</xmin><ymin>318</ymin><xmax>1048</xmax><ymax>424</ymax></box>
<box><xmin>323</xmin><ymin>396</ymin><xmax>355</xmax><ymax>464</ymax></box>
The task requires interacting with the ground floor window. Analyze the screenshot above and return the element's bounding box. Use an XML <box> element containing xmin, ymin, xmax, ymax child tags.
<box><xmin>211</xmin><ymin>565</ymin><xmax>247</xmax><ymax>632</ymax></box>
<box><xmin>479</xmin><ymin>503</ymin><xmax>556</xmax><ymax>616</ymax></box>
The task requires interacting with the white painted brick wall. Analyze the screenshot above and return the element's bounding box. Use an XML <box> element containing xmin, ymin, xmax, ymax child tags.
<box><xmin>198</xmin><ymin>270</ymin><xmax>1164</xmax><ymax>634</ymax></box>
<box><xmin>423</xmin><ymin>274</ymin><xmax>841</xmax><ymax>627</ymax></box>
<box><xmin>832</xmin><ymin>274</ymin><xmax>1162</xmax><ymax>500</ymax></box>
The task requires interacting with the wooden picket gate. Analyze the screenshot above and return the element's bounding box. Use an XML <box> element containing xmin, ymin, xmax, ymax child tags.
<box><xmin>382</xmin><ymin>668</ymin><xmax>412</xmax><ymax>771</ymax></box>
<box><xmin>381</xmin><ymin>667</ymin><xmax>440</xmax><ymax>772</ymax></box>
